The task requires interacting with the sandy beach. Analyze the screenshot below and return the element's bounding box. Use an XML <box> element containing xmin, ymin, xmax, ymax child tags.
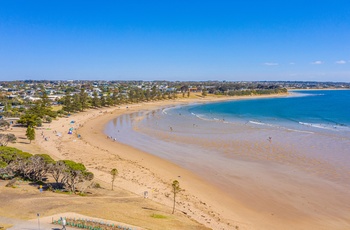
<box><xmin>4</xmin><ymin>92</ymin><xmax>350</xmax><ymax>230</ymax></box>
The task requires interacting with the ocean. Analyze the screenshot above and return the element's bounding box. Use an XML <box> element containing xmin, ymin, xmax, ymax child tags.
<box><xmin>186</xmin><ymin>90</ymin><xmax>350</xmax><ymax>136</ymax></box>
<box><xmin>105</xmin><ymin>90</ymin><xmax>350</xmax><ymax>177</ymax></box>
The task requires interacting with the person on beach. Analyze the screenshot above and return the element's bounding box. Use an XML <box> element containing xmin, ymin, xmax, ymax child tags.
<box><xmin>61</xmin><ymin>217</ymin><xmax>66</xmax><ymax>230</ymax></box>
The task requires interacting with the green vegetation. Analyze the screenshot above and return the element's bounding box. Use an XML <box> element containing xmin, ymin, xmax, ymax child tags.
<box><xmin>150</xmin><ymin>214</ymin><xmax>168</xmax><ymax>219</ymax></box>
<box><xmin>172</xmin><ymin>180</ymin><xmax>181</xmax><ymax>214</ymax></box>
<box><xmin>52</xmin><ymin>217</ymin><xmax>134</xmax><ymax>230</ymax></box>
<box><xmin>0</xmin><ymin>146</ymin><xmax>93</xmax><ymax>193</ymax></box>
<box><xmin>0</xmin><ymin>133</ymin><xmax>16</xmax><ymax>146</ymax></box>
<box><xmin>0</xmin><ymin>120</ymin><xmax>10</xmax><ymax>130</ymax></box>
<box><xmin>110</xmin><ymin>168</ymin><xmax>118</xmax><ymax>191</ymax></box>
<box><xmin>0</xmin><ymin>80</ymin><xmax>293</xmax><ymax>128</ymax></box>
<box><xmin>17</xmin><ymin>87</ymin><xmax>58</xmax><ymax>127</ymax></box>
<box><xmin>25</xmin><ymin>126</ymin><xmax>35</xmax><ymax>143</ymax></box>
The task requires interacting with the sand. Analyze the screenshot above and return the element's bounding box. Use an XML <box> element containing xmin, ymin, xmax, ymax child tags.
<box><xmin>4</xmin><ymin>92</ymin><xmax>350</xmax><ymax>230</ymax></box>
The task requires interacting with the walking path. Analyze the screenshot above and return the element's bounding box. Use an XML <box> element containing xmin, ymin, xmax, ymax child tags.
<box><xmin>1</xmin><ymin>212</ymin><xmax>142</xmax><ymax>230</ymax></box>
<box><xmin>0</xmin><ymin>216</ymin><xmax>73</xmax><ymax>230</ymax></box>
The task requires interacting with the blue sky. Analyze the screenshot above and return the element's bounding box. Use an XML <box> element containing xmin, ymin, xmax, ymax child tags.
<box><xmin>0</xmin><ymin>1</ymin><xmax>350</xmax><ymax>82</ymax></box>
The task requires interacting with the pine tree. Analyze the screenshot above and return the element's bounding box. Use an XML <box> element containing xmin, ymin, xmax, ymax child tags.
<box><xmin>63</xmin><ymin>90</ymin><xmax>73</xmax><ymax>113</ymax></box>
<box><xmin>202</xmin><ymin>88</ymin><xmax>208</xmax><ymax>97</ymax></box>
<box><xmin>100</xmin><ymin>95</ymin><xmax>106</xmax><ymax>107</ymax></box>
<box><xmin>40</xmin><ymin>87</ymin><xmax>51</xmax><ymax>109</ymax></box>
<box><xmin>26</xmin><ymin>126</ymin><xmax>35</xmax><ymax>143</ymax></box>
<box><xmin>172</xmin><ymin>180</ymin><xmax>181</xmax><ymax>214</ymax></box>
<box><xmin>72</xmin><ymin>94</ymin><xmax>82</xmax><ymax>112</ymax></box>
<box><xmin>79</xmin><ymin>88</ymin><xmax>89</xmax><ymax>111</ymax></box>
<box><xmin>110</xmin><ymin>168</ymin><xmax>118</xmax><ymax>191</ymax></box>
<box><xmin>112</xmin><ymin>91</ymin><xmax>118</xmax><ymax>105</ymax></box>
<box><xmin>92</xmin><ymin>91</ymin><xmax>100</xmax><ymax>108</ymax></box>
<box><xmin>106</xmin><ymin>92</ymin><xmax>113</xmax><ymax>106</ymax></box>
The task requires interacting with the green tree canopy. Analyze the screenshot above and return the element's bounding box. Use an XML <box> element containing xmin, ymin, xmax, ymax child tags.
<box><xmin>26</xmin><ymin>126</ymin><xmax>35</xmax><ymax>143</ymax></box>
<box><xmin>172</xmin><ymin>180</ymin><xmax>181</xmax><ymax>214</ymax></box>
<box><xmin>0</xmin><ymin>146</ymin><xmax>32</xmax><ymax>164</ymax></box>
<box><xmin>110</xmin><ymin>168</ymin><xmax>118</xmax><ymax>190</ymax></box>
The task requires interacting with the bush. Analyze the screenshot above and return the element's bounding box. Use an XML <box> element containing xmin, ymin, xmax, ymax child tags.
<box><xmin>91</xmin><ymin>182</ymin><xmax>101</xmax><ymax>189</ymax></box>
<box><xmin>46</xmin><ymin>116</ymin><xmax>53</xmax><ymax>123</ymax></box>
<box><xmin>0</xmin><ymin>161</ymin><xmax>7</xmax><ymax>168</ymax></box>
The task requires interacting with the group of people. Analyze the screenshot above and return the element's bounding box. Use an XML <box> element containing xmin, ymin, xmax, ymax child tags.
<box><xmin>40</xmin><ymin>131</ymin><xmax>50</xmax><ymax>141</ymax></box>
<box><xmin>107</xmin><ymin>135</ymin><xmax>117</xmax><ymax>141</ymax></box>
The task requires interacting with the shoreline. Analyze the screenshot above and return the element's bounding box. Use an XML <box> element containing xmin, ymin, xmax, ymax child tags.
<box><xmin>6</xmin><ymin>92</ymin><xmax>350</xmax><ymax>230</ymax></box>
<box><xmin>101</xmin><ymin>91</ymin><xmax>350</xmax><ymax>229</ymax></box>
<box><xmin>35</xmin><ymin>93</ymin><xmax>288</xmax><ymax>230</ymax></box>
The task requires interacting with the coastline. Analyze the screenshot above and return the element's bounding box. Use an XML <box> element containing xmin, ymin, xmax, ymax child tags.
<box><xmin>36</xmin><ymin>93</ymin><xmax>288</xmax><ymax>230</ymax></box>
<box><xmin>103</xmin><ymin>92</ymin><xmax>350</xmax><ymax>230</ymax></box>
<box><xmin>6</xmin><ymin>92</ymin><xmax>350</xmax><ymax>230</ymax></box>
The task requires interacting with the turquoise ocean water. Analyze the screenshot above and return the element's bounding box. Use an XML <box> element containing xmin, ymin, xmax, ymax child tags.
<box><xmin>105</xmin><ymin>90</ymin><xmax>350</xmax><ymax>161</ymax></box>
<box><xmin>185</xmin><ymin>90</ymin><xmax>350</xmax><ymax>135</ymax></box>
<box><xmin>105</xmin><ymin>89</ymin><xmax>350</xmax><ymax>181</ymax></box>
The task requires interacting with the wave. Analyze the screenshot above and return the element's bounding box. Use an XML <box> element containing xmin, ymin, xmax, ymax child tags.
<box><xmin>249</xmin><ymin>121</ymin><xmax>278</xmax><ymax>128</ymax></box>
<box><xmin>162</xmin><ymin>107</ymin><xmax>173</xmax><ymax>115</ymax></box>
<box><xmin>191</xmin><ymin>112</ymin><xmax>229</xmax><ymax>123</ymax></box>
<box><xmin>249</xmin><ymin>121</ymin><xmax>265</xmax><ymax>126</ymax></box>
<box><xmin>191</xmin><ymin>112</ymin><xmax>210</xmax><ymax>121</ymax></box>
<box><xmin>249</xmin><ymin>121</ymin><xmax>314</xmax><ymax>134</ymax></box>
<box><xmin>299</xmin><ymin>122</ymin><xmax>349</xmax><ymax>131</ymax></box>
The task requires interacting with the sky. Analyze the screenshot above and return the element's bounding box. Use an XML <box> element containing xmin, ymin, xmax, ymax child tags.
<box><xmin>0</xmin><ymin>1</ymin><xmax>350</xmax><ymax>82</ymax></box>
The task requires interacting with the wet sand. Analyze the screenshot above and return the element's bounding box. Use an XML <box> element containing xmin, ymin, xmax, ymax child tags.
<box><xmin>106</xmin><ymin>97</ymin><xmax>350</xmax><ymax>229</ymax></box>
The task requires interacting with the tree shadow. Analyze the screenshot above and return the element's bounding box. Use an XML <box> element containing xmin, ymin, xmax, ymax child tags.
<box><xmin>28</xmin><ymin>179</ymin><xmax>64</xmax><ymax>191</ymax></box>
<box><xmin>17</xmin><ymin>141</ymin><xmax>29</xmax><ymax>144</ymax></box>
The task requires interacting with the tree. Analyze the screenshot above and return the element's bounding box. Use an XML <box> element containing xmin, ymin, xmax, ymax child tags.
<box><xmin>50</xmin><ymin>160</ymin><xmax>66</xmax><ymax>185</ymax></box>
<box><xmin>110</xmin><ymin>168</ymin><xmax>118</xmax><ymax>191</ymax></box>
<box><xmin>45</xmin><ymin>116</ymin><xmax>53</xmax><ymax>123</ymax></box>
<box><xmin>112</xmin><ymin>90</ymin><xmax>118</xmax><ymax>105</ymax></box>
<box><xmin>61</xmin><ymin>160</ymin><xmax>93</xmax><ymax>192</ymax></box>
<box><xmin>0</xmin><ymin>120</ymin><xmax>10</xmax><ymax>130</ymax></box>
<box><xmin>72</xmin><ymin>94</ymin><xmax>82</xmax><ymax>112</ymax></box>
<box><xmin>0</xmin><ymin>133</ymin><xmax>16</xmax><ymax>146</ymax></box>
<box><xmin>145</xmin><ymin>89</ymin><xmax>151</xmax><ymax>101</ymax></box>
<box><xmin>151</xmin><ymin>85</ymin><xmax>158</xmax><ymax>100</ymax></box>
<box><xmin>18</xmin><ymin>113</ymin><xmax>39</xmax><ymax>127</ymax></box>
<box><xmin>20</xmin><ymin>154</ymin><xmax>54</xmax><ymax>182</ymax></box>
<box><xmin>106</xmin><ymin>92</ymin><xmax>113</xmax><ymax>106</ymax></box>
<box><xmin>0</xmin><ymin>146</ymin><xmax>32</xmax><ymax>164</ymax></box>
<box><xmin>128</xmin><ymin>89</ymin><xmax>135</xmax><ymax>103</ymax></box>
<box><xmin>0</xmin><ymin>147</ymin><xmax>32</xmax><ymax>180</ymax></box>
<box><xmin>202</xmin><ymin>88</ymin><xmax>208</xmax><ymax>97</ymax></box>
<box><xmin>171</xmin><ymin>180</ymin><xmax>181</xmax><ymax>214</ymax></box>
<box><xmin>79</xmin><ymin>88</ymin><xmax>89</xmax><ymax>111</ymax></box>
<box><xmin>91</xmin><ymin>91</ymin><xmax>100</xmax><ymax>108</ymax></box>
<box><xmin>40</xmin><ymin>88</ymin><xmax>51</xmax><ymax>110</ymax></box>
<box><xmin>63</xmin><ymin>90</ymin><xmax>73</xmax><ymax>113</ymax></box>
<box><xmin>26</xmin><ymin>126</ymin><xmax>35</xmax><ymax>143</ymax></box>
<box><xmin>100</xmin><ymin>95</ymin><xmax>106</xmax><ymax>107</ymax></box>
